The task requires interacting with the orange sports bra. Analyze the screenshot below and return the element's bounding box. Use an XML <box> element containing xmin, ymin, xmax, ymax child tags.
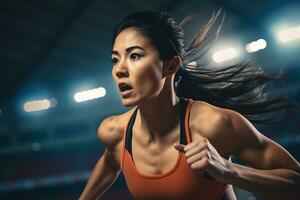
<box><xmin>121</xmin><ymin>98</ymin><xmax>226</xmax><ymax>200</ymax></box>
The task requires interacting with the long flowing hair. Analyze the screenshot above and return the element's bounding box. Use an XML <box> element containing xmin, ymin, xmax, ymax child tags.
<box><xmin>113</xmin><ymin>10</ymin><xmax>299</xmax><ymax>123</ymax></box>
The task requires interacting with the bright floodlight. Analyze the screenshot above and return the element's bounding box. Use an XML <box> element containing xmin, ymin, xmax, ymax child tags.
<box><xmin>24</xmin><ymin>99</ymin><xmax>56</xmax><ymax>112</ymax></box>
<box><xmin>74</xmin><ymin>87</ymin><xmax>106</xmax><ymax>103</ymax></box>
<box><xmin>277</xmin><ymin>25</ymin><xmax>300</xmax><ymax>43</ymax></box>
<box><xmin>245</xmin><ymin>39</ymin><xmax>267</xmax><ymax>53</ymax></box>
<box><xmin>212</xmin><ymin>47</ymin><xmax>237</xmax><ymax>63</ymax></box>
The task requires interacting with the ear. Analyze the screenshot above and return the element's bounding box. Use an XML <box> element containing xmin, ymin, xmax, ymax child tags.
<box><xmin>163</xmin><ymin>56</ymin><xmax>181</xmax><ymax>77</ymax></box>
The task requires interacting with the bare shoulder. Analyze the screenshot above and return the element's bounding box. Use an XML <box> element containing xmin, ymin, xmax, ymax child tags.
<box><xmin>191</xmin><ymin>100</ymin><xmax>263</xmax><ymax>137</ymax></box>
<box><xmin>191</xmin><ymin>100</ymin><xmax>269</xmax><ymax>153</ymax></box>
<box><xmin>189</xmin><ymin>101</ymin><xmax>239</xmax><ymax>156</ymax></box>
<box><xmin>194</xmin><ymin>100</ymin><xmax>265</xmax><ymax>135</ymax></box>
<box><xmin>97</xmin><ymin>109</ymin><xmax>135</xmax><ymax>153</ymax></box>
<box><xmin>190</xmin><ymin>100</ymin><xmax>233</xmax><ymax>135</ymax></box>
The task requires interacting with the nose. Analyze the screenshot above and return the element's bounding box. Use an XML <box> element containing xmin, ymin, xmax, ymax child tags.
<box><xmin>115</xmin><ymin>62</ymin><xmax>129</xmax><ymax>78</ymax></box>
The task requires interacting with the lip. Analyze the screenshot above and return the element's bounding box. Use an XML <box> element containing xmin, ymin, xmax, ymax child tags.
<box><xmin>120</xmin><ymin>88</ymin><xmax>133</xmax><ymax>98</ymax></box>
<box><xmin>118</xmin><ymin>82</ymin><xmax>133</xmax><ymax>98</ymax></box>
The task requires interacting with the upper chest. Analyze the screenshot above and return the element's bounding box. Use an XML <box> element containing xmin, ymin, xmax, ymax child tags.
<box><xmin>117</xmin><ymin>102</ymin><xmax>234</xmax><ymax>174</ymax></box>
<box><xmin>130</xmin><ymin>124</ymin><xmax>181</xmax><ymax>175</ymax></box>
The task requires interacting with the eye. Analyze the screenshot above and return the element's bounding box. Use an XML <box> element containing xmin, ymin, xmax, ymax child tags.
<box><xmin>130</xmin><ymin>53</ymin><xmax>142</xmax><ymax>61</ymax></box>
<box><xmin>111</xmin><ymin>57</ymin><xmax>119</xmax><ymax>64</ymax></box>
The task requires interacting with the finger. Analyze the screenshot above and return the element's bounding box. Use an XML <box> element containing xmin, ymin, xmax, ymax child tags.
<box><xmin>183</xmin><ymin>141</ymin><xmax>199</xmax><ymax>152</ymax></box>
<box><xmin>173</xmin><ymin>143</ymin><xmax>185</xmax><ymax>152</ymax></box>
<box><xmin>190</xmin><ymin>157</ymin><xmax>209</xmax><ymax>170</ymax></box>
<box><xmin>186</xmin><ymin>150</ymin><xmax>208</xmax><ymax>164</ymax></box>
<box><xmin>185</xmin><ymin>142</ymin><xmax>208</xmax><ymax>157</ymax></box>
<box><xmin>184</xmin><ymin>137</ymin><xmax>207</xmax><ymax>152</ymax></box>
<box><xmin>186</xmin><ymin>152</ymin><xmax>204</xmax><ymax>164</ymax></box>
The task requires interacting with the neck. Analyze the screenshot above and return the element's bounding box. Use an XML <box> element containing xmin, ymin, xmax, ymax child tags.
<box><xmin>135</xmin><ymin>76</ymin><xmax>180</xmax><ymax>142</ymax></box>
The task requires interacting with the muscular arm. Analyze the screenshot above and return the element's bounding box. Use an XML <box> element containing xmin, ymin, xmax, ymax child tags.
<box><xmin>220</xmin><ymin>185</ymin><xmax>237</xmax><ymax>200</ymax></box>
<box><xmin>79</xmin><ymin>150</ymin><xmax>121</xmax><ymax>200</ymax></box>
<box><xmin>79</xmin><ymin>117</ymin><xmax>122</xmax><ymax>200</ymax></box>
<box><xmin>224</xmin><ymin>110</ymin><xmax>300</xmax><ymax>200</ymax></box>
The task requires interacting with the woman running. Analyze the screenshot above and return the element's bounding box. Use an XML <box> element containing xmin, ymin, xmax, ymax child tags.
<box><xmin>79</xmin><ymin>10</ymin><xmax>300</xmax><ymax>200</ymax></box>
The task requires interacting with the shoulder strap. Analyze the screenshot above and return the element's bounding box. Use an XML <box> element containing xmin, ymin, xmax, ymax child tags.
<box><xmin>125</xmin><ymin>108</ymin><xmax>138</xmax><ymax>155</ymax></box>
<box><xmin>181</xmin><ymin>98</ymin><xmax>193</xmax><ymax>144</ymax></box>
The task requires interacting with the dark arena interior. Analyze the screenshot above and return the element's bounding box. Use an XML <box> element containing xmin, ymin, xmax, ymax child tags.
<box><xmin>0</xmin><ymin>0</ymin><xmax>299</xmax><ymax>199</ymax></box>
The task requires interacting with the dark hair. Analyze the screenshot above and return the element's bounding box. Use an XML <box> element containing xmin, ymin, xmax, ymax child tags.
<box><xmin>112</xmin><ymin>10</ymin><xmax>298</xmax><ymax>123</ymax></box>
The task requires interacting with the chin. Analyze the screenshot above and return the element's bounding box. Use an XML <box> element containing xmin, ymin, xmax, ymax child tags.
<box><xmin>120</xmin><ymin>97</ymin><xmax>138</xmax><ymax>107</ymax></box>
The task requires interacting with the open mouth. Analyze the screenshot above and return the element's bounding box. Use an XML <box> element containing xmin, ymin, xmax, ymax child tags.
<box><xmin>118</xmin><ymin>83</ymin><xmax>133</xmax><ymax>97</ymax></box>
<box><xmin>119</xmin><ymin>83</ymin><xmax>132</xmax><ymax>92</ymax></box>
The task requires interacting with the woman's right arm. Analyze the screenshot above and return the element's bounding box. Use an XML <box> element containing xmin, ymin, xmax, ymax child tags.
<box><xmin>79</xmin><ymin>116</ymin><xmax>122</xmax><ymax>200</ymax></box>
<box><xmin>220</xmin><ymin>185</ymin><xmax>237</xmax><ymax>200</ymax></box>
<box><xmin>79</xmin><ymin>149</ymin><xmax>121</xmax><ymax>200</ymax></box>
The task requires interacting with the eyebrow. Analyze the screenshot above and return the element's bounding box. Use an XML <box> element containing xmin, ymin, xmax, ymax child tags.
<box><xmin>112</xmin><ymin>46</ymin><xmax>145</xmax><ymax>56</ymax></box>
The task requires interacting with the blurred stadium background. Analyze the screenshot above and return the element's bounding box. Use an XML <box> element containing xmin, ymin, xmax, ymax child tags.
<box><xmin>0</xmin><ymin>0</ymin><xmax>299</xmax><ymax>199</ymax></box>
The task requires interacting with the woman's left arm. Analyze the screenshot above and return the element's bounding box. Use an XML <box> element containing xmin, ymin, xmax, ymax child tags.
<box><xmin>175</xmin><ymin>109</ymin><xmax>300</xmax><ymax>200</ymax></box>
<box><xmin>223</xmin><ymin>110</ymin><xmax>300</xmax><ymax>200</ymax></box>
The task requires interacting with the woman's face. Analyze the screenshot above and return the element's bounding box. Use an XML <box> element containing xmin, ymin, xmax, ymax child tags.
<box><xmin>112</xmin><ymin>27</ymin><xmax>166</xmax><ymax>106</ymax></box>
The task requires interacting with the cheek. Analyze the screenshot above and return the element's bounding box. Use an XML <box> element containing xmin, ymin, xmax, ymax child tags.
<box><xmin>133</xmin><ymin>62</ymin><xmax>163</xmax><ymax>95</ymax></box>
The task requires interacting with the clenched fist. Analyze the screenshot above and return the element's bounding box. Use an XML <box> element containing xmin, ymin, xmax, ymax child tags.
<box><xmin>174</xmin><ymin>137</ymin><xmax>231</xmax><ymax>182</ymax></box>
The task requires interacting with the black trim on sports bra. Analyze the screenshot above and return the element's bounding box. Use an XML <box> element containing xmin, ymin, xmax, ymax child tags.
<box><xmin>125</xmin><ymin>98</ymin><xmax>189</xmax><ymax>155</ymax></box>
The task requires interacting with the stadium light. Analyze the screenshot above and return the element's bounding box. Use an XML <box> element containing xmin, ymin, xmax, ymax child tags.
<box><xmin>245</xmin><ymin>39</ymin><xmax>267</xmax><ymax>53</ymax></box>
<box><xmin>212</xmin><ymin>47</ymin><xmax>238</xmax><ymax>63</ymax></box>
<box><xmin>277</xmin><ymin>25</ymin><xmax>300</xmax><ymax>43</ymax></box>
<box><xmin>74</xmin><ymin>87</ymin><xmax>106</xmax><ymax>103</ymax></box>
<box><xmin>24</xmin><ymin>98</ymin><xmax>57</xmax><ymax>112</ymax></box>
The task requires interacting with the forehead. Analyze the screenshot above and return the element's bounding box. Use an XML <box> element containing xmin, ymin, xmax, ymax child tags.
<box><xmin>113</xmin><ymin>27</ymin><xmax>154</xmax><ymax>51</ymax></box>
